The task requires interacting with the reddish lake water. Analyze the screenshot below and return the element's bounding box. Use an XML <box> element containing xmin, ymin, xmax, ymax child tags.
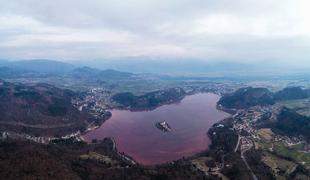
<box><xmin>84</xmin><ymin>93</ymin><xmax>230</xmax><ymax>165</ymax></box>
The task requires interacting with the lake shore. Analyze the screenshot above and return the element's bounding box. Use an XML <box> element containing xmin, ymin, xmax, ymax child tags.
<box><xmin>83</xmin><ymin>93</ymin><xmax>230</xmax><ymax>166</ymax></box>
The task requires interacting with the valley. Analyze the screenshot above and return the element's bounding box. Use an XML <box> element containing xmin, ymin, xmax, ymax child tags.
<box><xmin>2</xmin><ymin>1</ymin><xmax>310</xmax><ymax>179</ymax></box>
<box><xmin>0</xmin><ymin>60</ymin><xmax>309</xmax><ymax>179</ymax></box>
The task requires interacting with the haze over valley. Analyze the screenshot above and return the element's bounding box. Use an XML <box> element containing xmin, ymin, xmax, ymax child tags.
<box><xmin>0</xmin><ymin>1</ymin><xmax>310</xmax><ymax>180</ymax></box>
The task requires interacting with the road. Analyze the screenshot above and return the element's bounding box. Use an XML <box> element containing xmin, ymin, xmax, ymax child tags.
<box><xmin>0</xmin><ymin>121</ymin><xmax>75</xmax><ymax>128</ymax></box>
<box><xmin>221</xmin><ymin>134</ymin><xmax>240</xmax><ymax>168</ymax></box>
<box><xmin>234</xmin><ymin>135</ymin><xmax>241</xmax><ymax>152</ymax></box>
<box><xmin>240</xmin><ymin>138</ymin><xmax>258</xmax><ymax>180</ymax></box>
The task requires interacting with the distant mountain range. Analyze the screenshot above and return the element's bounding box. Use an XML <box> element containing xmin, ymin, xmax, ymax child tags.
<box><xmin>0</xmin><ymin>59</ymin><xmax>75</xmax><ymax>74</ymax></box>
<box><xmin>68</xmin><ymin>66</ymin><xmax>133</xmax><ymax>79</ymax></box>
<box><xmin>0</xmin><ymin>67</ymin><xmax>36</xmax><ymax>78</ymax></box>
<box><xmin>1</xmin><ymin>59</ymin><xmax>310</xmax><ymax>81</ymax></box>
<box><xmin>75</xmin><ymin>58</ymin><xmax>310</xmax><ymax>77</ymax></box>
<box><xmin>0</xmin><ymin>60</ymin><xmax>135</xmax><ymax>80</ymax></box>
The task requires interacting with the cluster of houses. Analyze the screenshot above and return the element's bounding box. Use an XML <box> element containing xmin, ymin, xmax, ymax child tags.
<box><xmin>0</xmin><ymin>131</ymin><xmax>82</xmax><ymax>144</ymax></box>
<box><xmin>72</xmin><ymin>88</ymin><xmax>112</xmax><ymax>118</ymax></box>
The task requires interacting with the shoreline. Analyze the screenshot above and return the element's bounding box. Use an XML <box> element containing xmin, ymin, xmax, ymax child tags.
<box><xmin>110</xmin><ymin>95</ymin><xmax>186</xmax><ymax>112</ymax></box>
<box><xmin>111</xmin><ymin>92</ymin><xmax>220</xmax><ymax>112</ymax></box>
<box><xmin>109</xmin><ymin>137</ymin><xmax>137</xmax><ymax>165</ymax></box>
<box><xmin>80</xmin><ymin>92</ymin><xmax>233</xmax><ymax>166</ymax></box>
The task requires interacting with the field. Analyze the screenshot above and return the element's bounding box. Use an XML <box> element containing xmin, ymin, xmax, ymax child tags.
<box><xmin>257</xmin><ymin>128</ymin><xmax>274</xmax><ymax>142</ymax></box>
<box><xmin>254</xmin><ymin>139</ymin><xmax>310</xmax><ymax>169</ymax></box>
<box><xmin>277</xmin><ymin>98</ymin><xmax>310</xmax><ymax>117</ymax></box>
<box><xmin>80</xmin><ymin>152</ymin><xmax>117</xmax><ymax>165</ymax></box>
<box><xmin>273</xmin><ymin>142</ymin><xmax>310</xmax><ymax>168</ymax></box>
<box><xmin>191</xmin><ymin>157</ymin><xmax>229</xmax><ymax>180</ymax></box>
<box><xmin>262</xmin><ymin>152</ymin><xmax>297</xmax><ymax>179</ymax></box>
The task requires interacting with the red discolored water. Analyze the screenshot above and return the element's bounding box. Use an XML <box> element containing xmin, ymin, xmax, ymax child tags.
<box><xmin>84</xmin><ymin>93</ymin><xmax>230</xmax><ymax>165</ymax></box>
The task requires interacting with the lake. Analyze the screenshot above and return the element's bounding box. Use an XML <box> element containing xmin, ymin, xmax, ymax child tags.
<box><xmin>84</xmin><ymin>93</ymin><xmax>230</xmax><ymax>165</ymax></box>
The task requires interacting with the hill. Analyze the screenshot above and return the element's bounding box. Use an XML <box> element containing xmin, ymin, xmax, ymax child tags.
<box><xmin>0</xmin><ymin>81</ymin><xmax>94</xmax><ymax>136</ymax></box>
<box><xmin>68</xmin><ymin>66</ymin><xmax>102</xmax><ymax>79</ymax></box>
<box><xmin>219</xmin><ymin>86</ymin><xmax>310</xmax><ymax>109</ymax></box>
<box><xmin>112</xmin><ymin>88</ymin><xmax>186</xmax><ymax>110</ymax></box>
<box><xmin>218</xmin><ymin>87</ymin><xmax>275</xmax><ymax>109</ymax></box>
<box><xmin>274</xmin><ymin>87</ymin><xmax>308</xmax><ymax>101</ymax></box>
<box><xmin>0</xmin><ymin>139</ymin><xmax>207</xmax><ymax>180</ymax></box>
<box><xmin>272</xmin><ymin>108</ymin><xmax>310</xmax><ymax>141</ymax></box>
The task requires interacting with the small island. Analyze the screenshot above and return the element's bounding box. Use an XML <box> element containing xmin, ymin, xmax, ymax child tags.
<box><xmin>155</xmin><ymin>120</ymin><xmax>172</xmax><ymax>132</ymax></box>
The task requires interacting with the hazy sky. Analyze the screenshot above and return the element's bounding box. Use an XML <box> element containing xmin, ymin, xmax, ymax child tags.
<box><xmin>0</xmin><ymin>0</ymin><xmax>310</xmax><ymax>65</ymax></box>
